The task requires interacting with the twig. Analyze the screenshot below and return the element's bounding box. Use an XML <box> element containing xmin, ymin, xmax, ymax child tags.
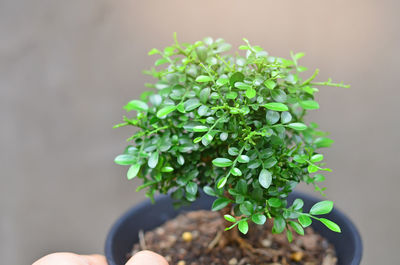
<box><xmin>207</xmin><ymin>230</ymin><xmax>222</xmax><ymax>250</ymax></box>
<box><xmin>139</xmin><ymin>230</ymin><xmax>147</xmax><ymax>250</ymax></box>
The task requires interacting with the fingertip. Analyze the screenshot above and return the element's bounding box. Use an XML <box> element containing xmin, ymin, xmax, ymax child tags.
<box><xmin>126</xmin><ymin>250</ymin><xmax>169</xmax><ymax>265</ymax></box>
<box><xmin>81</xmin><ymin>254</ymin><xmax>107</xmax><ymax>265</ymax></box>
<box><xmin>32</xmin><ymin>252</ymin><xmax>87</xmax><ymax>265</ymax></box>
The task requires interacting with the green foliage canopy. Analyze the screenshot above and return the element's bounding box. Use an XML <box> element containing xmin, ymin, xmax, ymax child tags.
<box><xmin>115</xmin><ymin>34</ymin><xmax>348</xmax><ymax>240</ymax></box>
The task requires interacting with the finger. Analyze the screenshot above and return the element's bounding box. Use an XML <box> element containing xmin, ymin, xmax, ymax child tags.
<box><xmin>125</xmin><ymin>250</ymin><xmax>169</xmax><ymax>265</ymax></box>
<box><xmin>33</xmin><ymin>252</ymin><xmax>88</xmax><ymax>265</ymax></box>
<box><xmin>33</xmin><ymin>252</ymin><xmax>107</xmax><ymax>265</ymax></box>
<box><xmin>81</xmin><ymin>254</ymin><xmax>108</xmax><ymax>265</ymax></box>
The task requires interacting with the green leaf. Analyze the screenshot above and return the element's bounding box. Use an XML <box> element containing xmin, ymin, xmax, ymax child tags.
<box><xmin>237</xmin><ymin>155</ymin><xmax>250</xmax><ymax>163</ymax></box>
<box><xmin>177</xmin><ymin>155</ymin><xmax>185</xmax><ymax>165</ymax></box>
<box><xmin>310</xmin><ymin>200</ymin><xmax>334</xmax><ymax>215</ymax></box>
<box><xmin>136</xmin><ymin>180</ymin><xmax>157</xmax><ymax>191</ymax></box>
<box><xmin>259</xmin><ymin>169</ymin><xmax>272</xmax><ymax>189</ymax></box>
<box><xmin>294</xmin><ymin>52</ymin><xmax>305</xmax><ymax>60</ymax></box>
<box><xmin>148</xmin><ymin>48</ymin><xmax>160</xmax><ymax>55</ymax></box>
<box><xmin>287</xmin><ymin>122</ymin><xmax>307</xmax><ymax>131</ymax></box>
<box><xmin>216</xmin><ymin>43</ymin><xmax>232</xmax><ymax>53</ymax></box>
<box><xmin>149</xmin><ymin>94</ymin><xmax>162</xmax><ymax>106</ymax></box>
<box><xmin>251</xmin><ymin>213</ymin><xmax>266</xmax><ymax>225</ymax></box>
<box><xmin>289</xmin><ymin>221</ymin><xmax>304</xmax><ymax>235</ymax></box>
<box><xmin>202</xmin><ymin>134</ymin><xmax>213</xmax><ymax>146</ymax></box>
<box><xmin>235</xmin><ymin>82</ymin><xmax>251</xmax><ymax>90</ymax></box>
<box><xmin>271</xmin><ymin>90</ymin><xmax>287</xmax><ymax>103</ymax></box>
<box><xmin>266</xmin><ymin>110</ymin><xmax>280</xmax><ymax>125</ymax></box>
<box><xmin>230</xmin><ymin>167</ymin><xmax>242</xmax><ymax>176</ymax></box>
<box><xmin>268</xmin><ymin>198</ymin><xmax>281</xmax><ymax>207</ymax></box>
<box><xmin>203</xmin><ymin>36</ymin><xmax>213</xmax><ymax>45</ymax></box>
<box><xmin>224</xmin><ymin>214</ymin><xmax>236</xmax><ymax>222</ymax></box>
<box><xmin>315</xmin><ymin>137</ymin><xmax>334</xmax><ymax>148</ymax></box>
<box><xmin>286</xmin><ymin>229</ymin><xmax>293</xmax><ymax>242</ymax></box>
<box><xmin>298</xmin><ymin>66</ymin><xmax>308</xmax><ymax>72</ymax></box>
<box><xmin>211</xmin><ymin>197</ymin><xmax>231</xmax><ymax>211</ymax></box>
<box><xmin>164</xmin><ymin>46</ymin><xmax>175</xmax><ymax>56</ymax></box>
<box><xmin>114</xmin><ymin>154</ymin><xmax>135</xmax><ymax>165</ymax></box>
<box><xmin>248</xmin><ymin>160</ymin><xmax>261</xmax><ymax>169</ymax></box>
<box><xmin>293</xmin><ymin>155</ymin><xmax>307</xmax><ymax>164</ymax></box>
<box><xmin>212</xmin><ymin>158</ymin><xmax>233</xmax><ymax>167</ymax></box>
<box><xmin>319</xmin><ymin>218</ymin><xmax>341</xmax><ymax>233</ymax></box>
<box><xmin>300</xmin><ymin>100</ymin><xmax>320</xmax><ymax>110</ymax></box>
<box><xmin>264</xmin><ymin>102</ymin><xmax>289</xmax><ymax>111</ymax></box>
<box><xmin>194</xmin><ymin>136</ymin><xmax>204</xmax><ymax>143</ymax></box>
<box><xmin>228</xmin><ymin>147</ymin><xmax>239</xmax><ymax>156</ymax></box>
<box><xmin>229</xmin><ymin>72</ymin><xmax>245</xmax><ymax>86</ymax></box>
<box><xmin>203</xmin><ymin>186</ymin><xmax>217</xmax><ymax>196</ymax></box>
<box><xmin>196</xmin><ymin>75</ymin><xmax>213</xmax><ymax>82</ymax></box>
<box><xmin>154</xmin><ymin>172</ymin><xmax>162</xmax><ymax>182</ymax></box>
<box><xmin>298</xmin><ymin>215</ymin><xmax>312</xmax><ymax>227</ymax></box>
<box><xmin>311</xmin><ymin>154</ymin><xmax>324</xmax><ymax>162</ymax></box>
<box><xmin>186</xmin><ymin>192</ymin><xmax>196</xmax><ymax>202</ymax></box>
<box><xmin>199</xmin><ymin>87</ymin><xmax>210</xmax><ymax>103</ymax></box>
<box><xmin>239</xmin><ymin>201</ymin><xmax>253</xmax><ymax>215</ymax></box>
<box><xmin>280</xmin><ymin>111</ymin><xmax>292</xmax><ymax>124</ymax></box>
<box><xmin>245</xmin><ymin>87</ymin><xmax>257</xmax><ymax>99</ymax></box>
<box><xmin>314</xmin><ymin>174</ymin><xmax>325</xmax><ymax>182</ymax></box>
<box><xmin>308</xmin><ymin>164</ymin><xmax>319</xmax><ymax>173</ymax></box>
<box><xmin>236</xmin><ymin>179</ymin><xmax>248</xmax><ymax>194</ymax></box>
<box><xmin>124</xmin><ymin>100</ymin><xmax>148</xmax><ymax>112</ymax></box>
<box><xmin>264</xmin><ymin>79</ymin><xmax>276</xmax><ymax>89</ymax></box>
<box><xmin>292</xmin><ymin>198</ymin><xmax>304</xmax><ymax>210</ymax></box>
<box><xmin>273</xmin><ymin>216</ymin><xmax>285</xmax><ymax>234</ymax></box>
<box><xmin>238</xmin><ymin>220</ymin><xmax>249</xmax><ymax>234</ymax></box>
<box><xmin>196</xmin><ymin>46</ymin><xmax>207</xmax><ymax>62</ymax></box>
<box><xmin>184</xmin><ymin>98</ymin><xmax>201</xmax><ymax>111</ymax></box>
<box><xmin>155</xmin><ymin>58</ymin><xmax>168</xmax><ymax>66</ymax></box>
<box><xmin>226</xmin><ymin>91</ymin><xmax>238</xmax><ymax>99</ymax></box>
<box><xmin>176</xmin><ymin>102</ymin><xmax>185</xmax><ymax>113</ymax></box>
<box><xmin>193</xmin><ymin>125</ymin><xmax>208</xmax><ymax>132</ymax></box>
<box><xmin>127</xmin><ymin>164</ymin><xmax>141</xmax><ymax>180</ymax></box>
<box><xmin>186</xmin><ymin>182</ymin><xmax>198</xmax><ymax>195</ymax></box>
<box><xmin>217</xmin><ymin>176</ymin><xmax>228</xmax><ymax>188</ymax></box>
<box><xmin>161</xmin><ymin>166</ymin><xmax>174</xmax><ymax>172</ymax></box>
<box><xmin>220</xmin><ymin>132</ymin><xmax>228</xmax><ymax>141</ymax></box>
<box><xmin>148</xmin><ymin>152</ymin><xmax>159</xmax><ymax>168</ymax></box>
<box><xmin>264</xmin><ymin>157</ymin><xmax>277</xmax><ymax>168</ymax></box>
<box><xmin>216</xmin><ymin>78</ymin><xmax>229</xmax><ymax>86</ymax></box>
<box><xmin>156</xmin><ymin>105</ymin><xmax>176</xmax><ymax>118</ymax></box>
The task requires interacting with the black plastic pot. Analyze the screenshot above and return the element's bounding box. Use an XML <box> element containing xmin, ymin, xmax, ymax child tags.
<box><xmin>105</xmin><ymin>191</ymin><xmax>362</xmax><ymax>265</ymax></box>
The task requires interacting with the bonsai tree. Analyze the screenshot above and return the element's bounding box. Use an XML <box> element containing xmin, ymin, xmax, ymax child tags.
<box><xmin>114</xmin><ymin>34</ymin><xmax>348</xmax><ymax>247</ymax></box>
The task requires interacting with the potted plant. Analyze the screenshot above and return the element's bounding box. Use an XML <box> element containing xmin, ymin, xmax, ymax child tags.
<box><xmin>106</xmin><ymin>35</ymin><xmax>362</xmax><ymax>265</ymax></box>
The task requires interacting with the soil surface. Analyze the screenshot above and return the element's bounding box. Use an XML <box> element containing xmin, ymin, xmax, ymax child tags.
<box><xmin>131</xmin><ymin>210</ymin><xmax>337</xmax><ymax>265</ymax></box>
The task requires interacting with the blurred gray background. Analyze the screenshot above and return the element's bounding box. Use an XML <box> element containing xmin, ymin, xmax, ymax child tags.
<box><xmin>1</xmin><ymin>0</ymin><xmax>399</xmax><ymax>264</ymax></box>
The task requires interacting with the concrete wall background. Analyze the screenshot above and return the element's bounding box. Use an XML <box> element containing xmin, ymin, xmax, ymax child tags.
<box><xmin>1</xmin><ymin>1</ymin><xmax>399</xmax><ymax>264</ymax></box>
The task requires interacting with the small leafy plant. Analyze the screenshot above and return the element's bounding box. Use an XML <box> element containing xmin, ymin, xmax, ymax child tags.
<box><xmin>115</xmin><ymin>34</ymin><xmax>348</xmax><ymax>242</ymax></box>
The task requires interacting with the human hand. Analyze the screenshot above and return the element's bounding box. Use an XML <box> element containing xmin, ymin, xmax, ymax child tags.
<box><xmin>33</xmin><ymin>250</ymin><xmax>168</xmax><ymax>265</ymax></box>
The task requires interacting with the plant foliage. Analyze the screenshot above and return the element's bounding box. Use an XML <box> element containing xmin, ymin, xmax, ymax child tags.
<box><xmin>115</xmin><ymin>34</ymin><xmax>348</xmax><ymax>240</ymax></box>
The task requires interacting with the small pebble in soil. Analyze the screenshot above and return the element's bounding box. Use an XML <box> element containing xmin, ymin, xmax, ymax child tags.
<box><xmin>182</xmin><ymin>231</ymin><xmax>193</xmax><ymax>242</ymax></box>
<box><xmin>228</xmin><ymin>257</ymin><xmax>238</xmax><ymax>265</ymax></box>
<box><xmin>177</xmin><ymin>260</ymin><xmax>186</xmax><ymax>265</ymax></box>
<box><xmin>261</xmin><ymin>238</ymin><xmax>272</xmax><ymax>247</ymax></box>
<box><xmin>290</xmin><ymin>251</ymin><xmax>304</xmax><ymax>262</ymax></box>
<box><xmin>164</xmin><ymin>255</ymin><xmax>172</xmax><ymax>263</ymax></box>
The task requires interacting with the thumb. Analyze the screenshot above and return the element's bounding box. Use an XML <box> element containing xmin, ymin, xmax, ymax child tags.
<box><xmin>125</xmin><ymin>251</ymin><xmax>168</xmax><ymax>265</ymax></box>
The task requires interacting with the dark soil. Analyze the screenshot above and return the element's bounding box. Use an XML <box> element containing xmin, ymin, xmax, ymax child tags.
<box><xmin>131</xmin><ymin>210</ymin><xmax>337</xmax><ymax>265</ymax></box>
